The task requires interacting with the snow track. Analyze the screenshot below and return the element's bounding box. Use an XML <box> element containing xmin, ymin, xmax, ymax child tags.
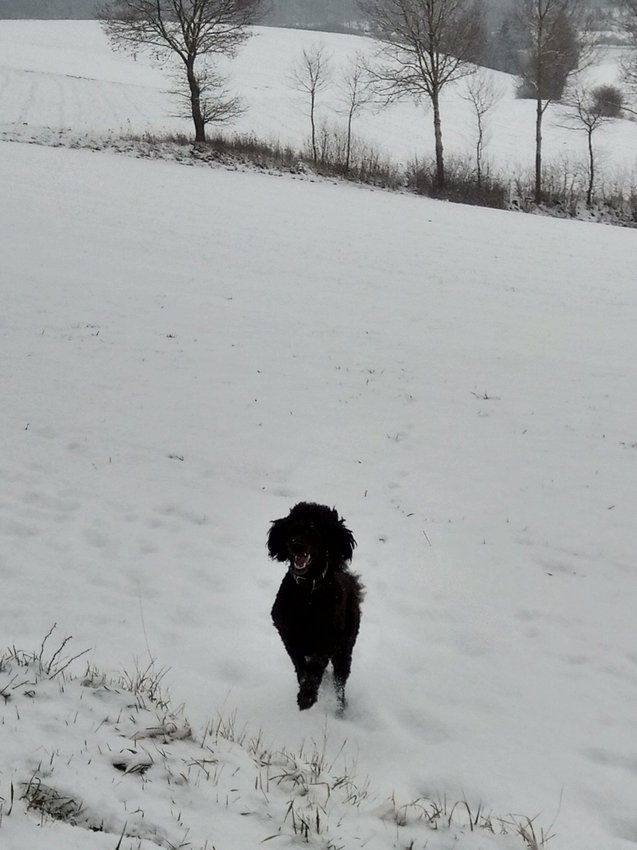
<box><xmin>0</xmin><ymin>66</ymin><xmax>173</xmax><ymax>136</ymax></box>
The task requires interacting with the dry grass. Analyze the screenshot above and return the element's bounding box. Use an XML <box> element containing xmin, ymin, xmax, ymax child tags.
<box><xmin>1</xmin><ymin>634</ymin><xmax>554</xmax><ymax>850</ymax></box>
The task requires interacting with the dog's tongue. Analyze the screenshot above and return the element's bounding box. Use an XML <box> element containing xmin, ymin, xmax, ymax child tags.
<box><xmin>293</xmin><ymin>553</ymin><xmax>311</xmax><ymax>573</ymax></box>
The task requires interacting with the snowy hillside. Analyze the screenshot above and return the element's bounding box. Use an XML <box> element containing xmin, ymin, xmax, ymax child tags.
<box><xmin>0</xmin><ymin>20</ymin><xmax>636</xmax><ymax>186</ymax></box>
<box><xmin>1</xmin><ymin>18</ymin><xmax>637</xmax><ymax>850</ymax></box>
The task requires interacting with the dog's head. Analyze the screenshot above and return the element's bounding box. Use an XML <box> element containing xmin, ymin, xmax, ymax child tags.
<box><xmin>267</xmin><ymin>502</ymin><xmax>356</xmax><ymax>580</ymax></box>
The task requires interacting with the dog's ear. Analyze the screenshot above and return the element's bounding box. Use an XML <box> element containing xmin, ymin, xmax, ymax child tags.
<box><xmin>326</xmin><ymin>509</ymin><xmax>356</xmax><ymax>564</ymax></box>
<box><xmin>267</xmin><ymin>516</ymin><xmax>290</xmax><ymax>562</ymax></box>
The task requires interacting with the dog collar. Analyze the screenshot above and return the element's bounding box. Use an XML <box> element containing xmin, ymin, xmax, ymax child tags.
<box><xmin>291</xmin><ymin>563</ymin><xmax>329</xmax><ymax>591</ymax></box>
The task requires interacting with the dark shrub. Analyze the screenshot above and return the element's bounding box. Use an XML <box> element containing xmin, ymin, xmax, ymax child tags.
<box><xmin>591</xmin><ymin>84</ymin><xmax>624</xmax><ymax>118</ymax></box>
<box><xmin>406</xmin><ymin>156</ymin><xmax>508</xmax><ymax>209</ymax></box>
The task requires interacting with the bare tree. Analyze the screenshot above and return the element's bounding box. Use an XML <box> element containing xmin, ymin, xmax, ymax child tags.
<box><xmin>171</xmin><ymin>67</ymin><xmax>245</xmax><ymax>129</ymax></box>
<box><xmin>290</xmin><ymin>44</ymin><xmax>332</xmax><ymax>165</ymax></box>
<box><xmin>337</xmin><ymin>55</ymin><xmax>372</xmax><ymax>173</ymax></box>
<box><xmin>561</xmin><ymin>87</ymin><xmax>614</xmax><ymax>206</ymax></box>
<box><xmin>620</xmin><ymin>0</ymin><xmax>637</xmax><ymax>98</ymax></box>
<box><xmin>461</xmin><ymin>70</ymin><xmax>503</xmax><ymax>188</ymax></box>
<box><xmin>511</xmin><ymin>0</ymin><xmax>593</xmax><ymax>203</ymax></box>
<box><xmin>360</xmin><ymin>0</ymin><xmax>484</xmax><ymax>192</ymax></box>
<box><xmin>99</xmin><ymin>0</ymin><xmax>261</xmax><ymax>144</ymax></box>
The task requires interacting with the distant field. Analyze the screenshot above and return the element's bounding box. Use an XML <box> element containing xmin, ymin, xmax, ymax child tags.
<box><xmin>1</xmin><ymin>20</ymin><xmax>636</xmax><ymax>185</ymax></box>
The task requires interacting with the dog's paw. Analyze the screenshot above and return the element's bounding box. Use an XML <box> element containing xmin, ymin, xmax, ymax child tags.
<box><xmin>297</xmin><ymin>682</ymin><xmax>318</xmax><ymax>711</ymax></box>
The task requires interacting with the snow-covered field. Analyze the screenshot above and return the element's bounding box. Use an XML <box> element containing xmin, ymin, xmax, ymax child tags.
<box><xmin>2</xmin><ymin>19</ymin><xmax>637</xmax><ymax>850</ymax></box>
<box><xmin>1</xmin><ymin>20</ymin><xmax>637</xmax><ymax>185</ymax></box>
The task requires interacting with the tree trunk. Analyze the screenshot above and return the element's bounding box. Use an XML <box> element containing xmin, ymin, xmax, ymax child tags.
<box><xmin>534</xmin><ymin>94</ymin><xmax>543</xmax><ymax>203</ymax></box>
<box><xmin>345</xmin><ymin>105</ymin><xmax>354</xmax><ymax>174</ymax></box>
<box><xmin>432</xmin><ymin>92</ymin><xmax>445</xmax><ymax>192</ymax></box>
<box><xmin>586</xmin><ymin>128</ymin><xmax>594</xmax><ymax>207</ymax></box>
<box><xmin>476</xmin><ymin>111</ymin><xmax>484</xmax><ymax>189</ymax></box>
<box><xmin>310</xmin><ymin>89</ymin><xmax>318</xmax><ymax>165</ymax></box>
<box><xmin>187</xmin><ymin>57</ymin><xmax>206</xmax><ymax>144</ymax></box>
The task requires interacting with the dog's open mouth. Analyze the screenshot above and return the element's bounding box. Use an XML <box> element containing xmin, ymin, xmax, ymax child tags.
<box><xmin>292</xmin><ymin>552</ymin><xmax>312</xmax><ymax>575</ymax></box>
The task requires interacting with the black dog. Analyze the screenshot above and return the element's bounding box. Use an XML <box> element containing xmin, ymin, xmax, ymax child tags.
<box><xmin>268</xmin><ymin>502</ymin><xmax>363</xmax><ymax>713</ymax></box>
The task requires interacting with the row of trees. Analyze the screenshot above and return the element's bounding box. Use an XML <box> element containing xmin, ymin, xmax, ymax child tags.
<box><xmin>265</xmin><ymin>0</ymin><xmax>361</xmax><ymax>31</ymax></box>
<box><xmin>624</xmin><ymin>1</ymin><xmax>637</xmax><ymax>89</ymax></box>
<box><xmin>99</xmin><ymin>0</ymin><xmax>637</xmax><ymax>204</ymax></box>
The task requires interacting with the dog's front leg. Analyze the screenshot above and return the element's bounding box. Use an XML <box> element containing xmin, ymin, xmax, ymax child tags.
<box><xmin>297</xmin><ymin>655</ymin><xmax>329</xmax><ymax>710</ymax></box>
<box><xmin>274</xmin><ymin>626</ymin><xmax>308</xmax><ymax>682</ymax></box>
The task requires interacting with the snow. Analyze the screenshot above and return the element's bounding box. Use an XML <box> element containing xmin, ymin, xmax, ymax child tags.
<box><xmin>1</xmin><ymin>21</ymin><xmax>637</xmax><ymax>183</ymax></box>
<box><xmin>1</xmin><ymin>18</ymin><xmax>637</xmax><ymax>850</ymax></box>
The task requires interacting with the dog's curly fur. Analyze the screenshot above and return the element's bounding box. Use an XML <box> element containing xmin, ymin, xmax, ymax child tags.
<box><xmin>268</xmin><ymin>502</ymin><xmax>363</xmax><ymax>713</ymax></box>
